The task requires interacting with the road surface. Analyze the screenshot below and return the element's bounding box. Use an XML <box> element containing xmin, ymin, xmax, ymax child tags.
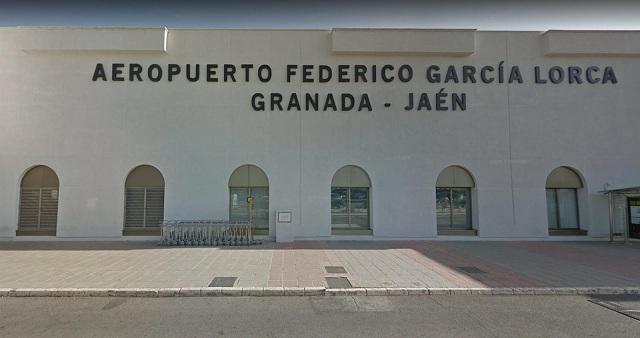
<box><xmin>0</xmin><ymin>295</ymin><xmax>638</xmax><ymax>337</ymax></box>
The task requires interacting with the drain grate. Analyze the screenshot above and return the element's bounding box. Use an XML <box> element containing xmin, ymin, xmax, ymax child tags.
<box><xmin>209</xmin><ymin>277</ymin><xmax>237</xmax><ymax>287</ymax></box>
<box><xmin>326</xmin><ymin>276</ymin><xmax>352</xmax><ymax>288</ymax></box>
<box><xmin>325</xmin><ymin>266</ymin><xmax>347</xmax><ymax>274</ymax></box>
<box><xmin>456</xmin><ymin>266</ymin><xmax>487</xmax><ymax>274</ymax></box>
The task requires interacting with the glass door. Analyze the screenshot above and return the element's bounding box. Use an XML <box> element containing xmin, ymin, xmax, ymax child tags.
<box><xmin>230</xmin><ymin>187</ymin><xmax>269</xmax><ymax>229</ymax></box>
<box><xmin>331</xmin><ymin>187</ymin><xmax>369</xmax><ymax>229</ymax></box>
<box><xmin>629</xmin><ymin>198</ymin><xmax>640</xmax><ymax>239</ymax></box>
<box><xmin>436</xmin><ymin>188</ymin><xmax>471</xmax><ymax>230</ymax></box>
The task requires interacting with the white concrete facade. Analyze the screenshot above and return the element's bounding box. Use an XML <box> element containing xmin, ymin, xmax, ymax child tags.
<box><xmin>0</xmin><ymin>27</ymin><xmax>639</xmax><ymax>240</ymax></box>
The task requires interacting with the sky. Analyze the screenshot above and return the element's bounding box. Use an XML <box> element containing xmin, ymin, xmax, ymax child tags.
<box><xmin>1</xmin><ymin>0</ymin><xmax>640</xmax><ymax>30</ymax></box>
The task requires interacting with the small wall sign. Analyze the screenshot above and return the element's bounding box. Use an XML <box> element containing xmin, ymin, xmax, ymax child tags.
<box><xmin>277</xmin><ymin>211</ymin><xmax>292</xmax><ymax>223</ymax></box>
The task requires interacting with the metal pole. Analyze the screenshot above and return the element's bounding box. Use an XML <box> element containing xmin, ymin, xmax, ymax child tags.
<box><xmin>608</xmin><ymin>192</ymin><xmax>614</xmax><ymax>242</ymax></box>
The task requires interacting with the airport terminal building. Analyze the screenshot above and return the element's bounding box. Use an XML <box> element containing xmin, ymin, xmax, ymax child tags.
<box><xmin>0</xmin><ymin>27</ymin><xmax>639</xmax><ymax>241</ymax></box>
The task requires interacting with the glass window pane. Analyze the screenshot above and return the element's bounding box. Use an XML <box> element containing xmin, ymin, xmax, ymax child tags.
<box><xmin>349</xmin><ymin>187</ymin><xmax>369</xmax><ymax>229</ymax></box>
<box><xmin>613</xmin><ymin>194</ymin><xmax>627</xmax><ymax>235</ymax></box>
<box><xmin>251</xmin><ymin>187</ymin><xmax>269</xmax><ymax>229</ymax></box>
<box><xmin>331</xmin><ymin>188</ymin><xmax>349</xmax><ymax>228</ymax></box>
<box><xmin>230</xmin><ymin>188</ymin><xmax>250</xmax><ymax>224</ymax></box>
<box><xmin>349</xmin><ymin>188</ymin><xmax>368</xmax><ymax>213</ymax></box>
<box><xmin>436</xmin><ymin>188</ymin><xmax>451</xmax><ymax>228</ymax></box>
<box><xmin>546</xmin><ymin>189</ymin><xmax>558</xmax><ymax>229</ymax></box>
<box><xmin>451</xmin><ymin>188</ymin><xmax>471</xmax><ymax>229</ymax></box>
<box><xmin>557</xmin><ymin>188</ymin><xmax>579</xmax><ymax>229</ymax></box>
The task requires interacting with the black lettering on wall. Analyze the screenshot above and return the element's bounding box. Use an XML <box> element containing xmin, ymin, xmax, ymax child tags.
<box><xmin>148</xmin><ymin>64</ymin><xmax>163</xmax><ymax>82</ymax></box>
<box><xmin>223</xmin><ymin>64</ymin><xmax>236</xmax><ymax>82</ymax></box>
<box><xmin>92</xmin><ymin>63</ymin><xmax>107</xmax><ymax>81</ymax></box>
<box><xmin>111</xmin><ymin>63</ymin><xmax>125</xmax><ymax>81</ymax></box>
<box><xmin>186</xmin><ymin>64</ymin><xmax>200</xmax><ymax>82</ymax></box>
<box><xmin>167</xmin><ymin>64</ymin><xmax>181</xmax><ymax>82</ymax></box>
<box><xmin>129</xmin><ymin>63</ymin><xmax>143</xmax><ymax>81</ymax></box>
<box><xmin>258</xmin><ymin>65</ymin><xmax>272</xmax><ymax>82</ymax></box>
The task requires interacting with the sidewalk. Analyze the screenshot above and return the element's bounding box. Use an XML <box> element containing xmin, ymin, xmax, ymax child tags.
<box><xmin>0</xmin><ymin>240</ymin><xmax>638</xmax><ymax>292</ymax></box>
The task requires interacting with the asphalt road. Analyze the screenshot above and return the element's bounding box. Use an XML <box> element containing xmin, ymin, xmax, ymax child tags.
<box><xmin>0</xmin><ymin>295</ymin><xmax>639</xmax><ymax>337</ymax></box>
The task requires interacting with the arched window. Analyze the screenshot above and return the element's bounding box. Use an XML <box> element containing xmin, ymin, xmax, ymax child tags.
<box><xmin>331</xmin><ymin>166</ymin><xmax>371</xmax><ymax>230</ymax></box>
<box><xmin>546</xmin><ymin>167</ymin><xmax>582</xmax><ymax>231</ymax></box>
<box><xmin>124</xmin><ymin>165</ymin><xmax>165</xmax><ymax>234</ymax></box>
<box><xmin>436</xmin><ymin>166</ymin><xmax>474</xmax><ymax>231</ymax></box>
<box><xmin>18</xmin><ymin>165</ymin><xmax>59</xmax><ymax>236</ymax></box>
<box><xmin>229</xmin><ymin>165</ymin><xmax>269</xmax><ymax>232</ymax></box>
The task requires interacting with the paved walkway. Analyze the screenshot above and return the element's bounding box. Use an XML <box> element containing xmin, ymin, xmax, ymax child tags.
<box><xmin>0</xmin><ymin>241</ymin><xmax>638</xmax><ymax>289</ymax></box>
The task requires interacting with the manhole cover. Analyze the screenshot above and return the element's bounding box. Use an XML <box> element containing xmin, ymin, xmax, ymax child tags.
<box><xmin>325</xmin><ymin>266</ymin><xmax>347</xmax><ymax>274</ymax></box>
<box><xmin>326</xmin><ymin>276</ymin><xmax>352</xmax><ymax>288</ymax></box>
<box><xmin>456</xmin><ymin>266</ymin><xmax>487</xmax><ymax>274</ymax></box>
<box><xmin>209</xmin><ymin>277</ymin><xmax>237</xmax><ymax>287</ymax></box>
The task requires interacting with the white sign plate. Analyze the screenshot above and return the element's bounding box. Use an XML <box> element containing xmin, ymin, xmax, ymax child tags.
<box><xmin>277</xmin><ymin>211</ymin><xmax>292</xmax><ymax>223</ymax></box>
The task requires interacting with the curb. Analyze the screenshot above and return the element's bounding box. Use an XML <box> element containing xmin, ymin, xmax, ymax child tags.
<box><xmin>1</xmin><ymin>287</ymin><xmax>639</xmax><ymax>297</ymax></box>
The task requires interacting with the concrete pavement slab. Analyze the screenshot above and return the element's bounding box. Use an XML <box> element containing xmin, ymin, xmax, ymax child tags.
<box><xmin>0</xmin><ymin>240</ymin><xmax>638</xmax><ymax>296</ymax></box>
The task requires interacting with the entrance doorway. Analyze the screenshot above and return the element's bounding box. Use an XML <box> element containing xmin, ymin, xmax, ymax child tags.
<box><xmin>228</xmin><ymin>165</ymin><xmax>269</xmax><ymax>234</ymax></box>
<box><xmin>603</xmin><ymin>186</ymin><xmax>640</xmax><ymax>242</ymax></box>
<box><xmin>330</xmin><ymin>165</ymin><xmax>371</xmax><ymax>234</ymax></box>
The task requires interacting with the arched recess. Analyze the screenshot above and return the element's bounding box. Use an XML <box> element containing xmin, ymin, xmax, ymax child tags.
<box><xmin>545</xmin><ymin>166</ymin><xmax>584</xmax><ymax>233</ymax></box>
<box><xmin>331</xmin><ymin>165</ymin><xmax>371</xmax><ymax>232</ymax></box>
<box><xmin>124</xmin><ymin>165</ymin><xmax>165</xmax><ymax>235</ymax></box>
<box><xmin>228</xmin><ymin>165</ymin><xmax>269</xmax><ymax>232</ymax></box>
<box><xmin>436</xmin><ymin>166</ymin><xmax>476</xmax><ymax>233</ymax></box>
<box><xmin>18</xmin><ymin>165</ymin><xmax>59</xmax><ymax>236</ymax></box>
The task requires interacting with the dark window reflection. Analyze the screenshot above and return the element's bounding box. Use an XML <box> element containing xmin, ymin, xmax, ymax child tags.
<box><xmin>546</xmin><ymin>188</ymin><xmax>579</xmax><ymax>229</ymax></box>
<box><xmin>436</xmin><ymin>187</ymin><xmax>471</xmax><ymax>229</ymax></box>
<box><xmin>332</xmin><ymin>187</ymin><xmax>369</xmax><ymax>229</ymax></box>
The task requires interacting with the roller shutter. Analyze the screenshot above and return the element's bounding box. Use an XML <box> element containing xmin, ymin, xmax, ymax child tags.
<box><xmin>18</xmin><ymin>187</ymin><xmax>58</xmax><ymax>229</ymax></box>
<box><xmin>125</xmin><ymin>187</ymin><xmax>164</xmax><ymax>227</ymax></box>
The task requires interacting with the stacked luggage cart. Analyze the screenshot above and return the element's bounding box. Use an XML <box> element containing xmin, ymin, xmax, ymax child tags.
<box><xmin>159</xmin><ymin>220</ymin><xmax>261</xmax><ymax>246</ymax></box>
